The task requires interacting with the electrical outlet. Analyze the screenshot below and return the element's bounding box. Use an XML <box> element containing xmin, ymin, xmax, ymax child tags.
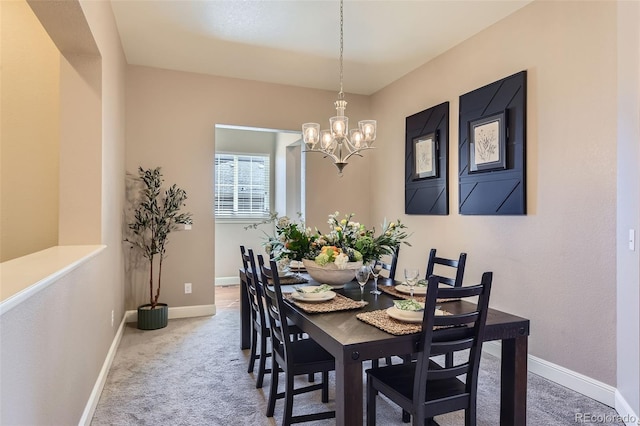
<box><xmin>184</xmin><ymin>283</ymin><xmax>192</xmax><ymax>294</ymax></box>
<box><xmin>111</xmin><ymin>310</ymin><xmax>114</xmax><ymax>327</ymax></box>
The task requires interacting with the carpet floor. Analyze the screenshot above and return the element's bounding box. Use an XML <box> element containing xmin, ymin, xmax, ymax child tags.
<box><xmin>91</xmin><ymin>308</ymin><xmax>623</xmax><ymax>425</ymax></box>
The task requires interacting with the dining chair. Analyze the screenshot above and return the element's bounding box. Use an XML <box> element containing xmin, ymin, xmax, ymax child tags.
<box><xmin>425</xmin><ymin>248</ymin><xmax>468</xmax><ymax>371</ymax></box>
<box><xmin>366</xmin><ymin>272</ymin><xmax>493</xmax><ymax>426</ymax></box>
<box><xmin>371</xmin><ymin>245</ymin><xmax>400</xmax><ymax>369</ymax></box>
<box><xmin>258</xmin><ymin>254</ymin><xmax>336</xmax><ymax>425</ymax></box>
<box><xmin>240</xmin><ymin>245</ymin><xmax>272</xmax><ymax>388</ymax></box>
<box><xmin>425</xmin><ymin>248</ymin><xmax>467</xmax><ymax>287</ymax></box>
<box><xmin>377</xmin><ymin>245</ymin><xmax>400</xmax><ymax>281</ymax></box>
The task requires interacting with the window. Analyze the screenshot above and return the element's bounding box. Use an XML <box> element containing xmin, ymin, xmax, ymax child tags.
<box><xmin>215</xmin><ymin>153</ymin><xmax>270</xmax><ymax>218</ymax></box>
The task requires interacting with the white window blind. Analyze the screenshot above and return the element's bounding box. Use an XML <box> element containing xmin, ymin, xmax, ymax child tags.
<box><xmin>215</xmin><ymin>153</ymin><xmax>270</xmax><ymax>218</ymax></box>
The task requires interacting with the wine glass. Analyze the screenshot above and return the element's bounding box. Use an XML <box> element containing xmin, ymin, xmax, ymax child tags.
<box><xmin>403</xmin><ymin>267</ymin><xmax>420</xmax><ymax>300</ymax></box>
<box><xmin>355</xmin><ymin>266</ymin><xmax>370</xmax><ymax>301</ymax></box>
<box><xmin>369</xmin><ymin>262</ymin><xmax>382</xmax><ymax>295</ymax></box>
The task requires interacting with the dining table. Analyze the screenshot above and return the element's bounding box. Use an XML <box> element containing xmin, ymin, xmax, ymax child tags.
<box><xmin>238</xmin><ymin>269</ymin><xmax>530</xmax><ymax>426</ymax></box>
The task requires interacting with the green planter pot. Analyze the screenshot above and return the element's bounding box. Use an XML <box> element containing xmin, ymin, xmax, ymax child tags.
<box><xmin>137</xmin><ymin>303</ymin><xmax>168</xmax><ymax>330</ymax></box>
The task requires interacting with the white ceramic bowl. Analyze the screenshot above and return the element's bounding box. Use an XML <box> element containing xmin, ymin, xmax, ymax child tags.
<box><xmin>302</xmin><ymin>259</ymin><xmax>362</xmax><ymax>288</ymax></box>
<box><xmin>296</xmin><ymin>286</ymin><xmax>330</xmax><ymax>300</ymax></box>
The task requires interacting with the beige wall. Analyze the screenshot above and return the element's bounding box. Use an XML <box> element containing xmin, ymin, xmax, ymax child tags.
<box><xmin>0</xmin><ymin>0</ymin><xmax>127</xmax><ymax>424</ymax></box>
<box><xmin>616</xmin><ymin>0</ymin><xmax>640</xmax><ymax>416</ymax></box>
<box><xmin>126</xmin><ymin>66</ymin><xmax>373</xmax><ymax>309</ymax></box>
<box><xmin>0</xmin><ymin>0</ymin><xmax>60</xmax><ymax>262</ymax></box>
<box><xmin>2</xmin><ymin>0</ymin><xmax>632</xmax><ymax>422</ymax></box>
<box><xmin>370</xmin><ymin>0</ymin><xmax>617</xmax><ymax>386</ymax></box>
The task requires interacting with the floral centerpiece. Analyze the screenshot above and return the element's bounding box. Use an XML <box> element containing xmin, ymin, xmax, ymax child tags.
<box><xmin>247</xmin><ymin>211</ymin><xmax>410</xmax><ymax>287</ymax></box>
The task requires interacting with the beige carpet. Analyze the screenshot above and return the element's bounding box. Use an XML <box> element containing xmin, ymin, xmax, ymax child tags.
<box><xmin>91</xmin><ymin>308</ymin><xmax>623</xmax><ymax>425</ymax></box>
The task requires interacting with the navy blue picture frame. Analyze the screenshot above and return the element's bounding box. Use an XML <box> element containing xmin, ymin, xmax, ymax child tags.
<box><xmin>458</xmin><ymin>71</ymin><xmax>527</xmax><ymax>215</ymax></box>
<box><xmin>405</xmin><ymin>102</ymin><xmax>449</xmax><ymax>215</ymax></box>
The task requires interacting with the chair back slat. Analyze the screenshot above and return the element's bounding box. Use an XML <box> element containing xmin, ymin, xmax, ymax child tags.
<box><xmin>240</xmin><ymin>247</ymin><xmax>267</xmax><ymax>327</ymax></box>
<box><xmin>425</xmin><ymin>248</ymin><xmax>467</xmax><ymax>287</ymax></box>
<box><xmin>433</xmin><ymin>311</ymin><xmax>480</xmax><ymax>328</ymax></box>
<box><xmin>257</xmin><ymin>254</ymin><xmax>294</xmax><ymax>367</ymax></box>
<box><xmin>377</xmin><ymin>245</ymin><xmax>400</xmax><ymax>281</ymax></box>
<box><xmin>413</xmin><ymin>272</ymin><xmax>492</xmax><ymax>408</ymax></box>
<box><xmin>426</xmin><ymin>363</ymin><xmax>470</xmax><ymax>381</ymax></box>
<box><xmin>430</xmin><ymin>338</ymin><xmax>475</xmax><ymax>356</ymax></box>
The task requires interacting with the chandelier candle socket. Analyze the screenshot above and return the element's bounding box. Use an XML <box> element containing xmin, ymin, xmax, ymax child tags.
<box><xmin>302</xmin><ymin>0</ymin><xmax>377</xmax><ymax>175</ymax></box>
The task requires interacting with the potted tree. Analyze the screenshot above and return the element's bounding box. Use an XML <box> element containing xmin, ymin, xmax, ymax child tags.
<box><xmin>125</xmin><ymin>166</ymin><xmax>193</xmax><ymax>330</ymax></box>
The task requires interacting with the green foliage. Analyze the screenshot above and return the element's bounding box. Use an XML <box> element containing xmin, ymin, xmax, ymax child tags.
<box><xmin>125</xmin><ymin>167</ymin><xmax>193</xmax><ymax>308</ymax></box>
<box><xmin>248</xmin><ymin>211</ymin><xmax>411</xmax><ymax>266</ymax></box>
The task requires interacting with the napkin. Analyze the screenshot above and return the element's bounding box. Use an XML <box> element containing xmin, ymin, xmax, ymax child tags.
<box><xmin>393</xmin><ymin>299</ymin><xmax>424</xmax><ymax>311</ymax></box>
<box><xmin>295</xmin><ymin>284</ymin><xmax>333</xmax><ymax>294</ymax></box>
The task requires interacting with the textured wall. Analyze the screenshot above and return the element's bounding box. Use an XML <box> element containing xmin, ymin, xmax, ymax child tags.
<box><xmin>616</xmin><ymin>0</ymin><xmax>640</xmax><ymax>417</ymax></box>
<box><xmin>125</xmin><ymin>66</ymin><xmax>373</xmax><ymax>310</ymax></box>
<box><xmin>0</xmin><ymin>0</ymin><xmax>127</xmax><ymax>423</ymax></box>
<box><xmin>370</xmin><ymin>0</ymin><xmax>617</xmax><ymax>385</ymax></box>
<box><xmin>0</xmin><ymin>0</ymin><xmax>60</xmax><ymax>262</ymax></box>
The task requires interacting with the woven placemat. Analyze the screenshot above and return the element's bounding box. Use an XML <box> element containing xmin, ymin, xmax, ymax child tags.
<box><xmin>285</xmin><ymin>293</ymin><xmax>367</xmax><ymax>313</ymax></box>
<box><xmin>275</xmin><ymin>274</ymin><xmax>309</xmax><ymax>285</ymax></box>
<box><xmin>356</xmin><ymin>308</ymin><xmax>452</xmax><ymax>336</ymax></box>
<box><xmin>379</xmin><ymin>285</ymin><xmax>459</xmax><ymax>303</ymax></box>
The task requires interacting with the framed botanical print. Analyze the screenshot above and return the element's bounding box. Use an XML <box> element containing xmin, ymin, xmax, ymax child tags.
<box><xmin>412</xmin><ymin>132</ymin><xmax>437</xmax><ymax>179</ymax></box>
<box><xmin>468</xmin><ymin>112</ymin><xmax>506</xmax><ymax>173</ymax></box>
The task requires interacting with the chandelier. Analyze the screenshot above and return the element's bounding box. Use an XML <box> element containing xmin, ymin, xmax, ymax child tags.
<box><xmin>301</xmin><ymin>0</ymin><xmax>377</xmax><ymax>175</ymax></box>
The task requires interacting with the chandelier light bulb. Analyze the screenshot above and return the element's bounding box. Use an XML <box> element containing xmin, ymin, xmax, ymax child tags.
<box><xmin>360</xmin><ymin>120</ymin><xmax>376</xmax><ymax>142</ymax></box>
<box><xmin>350</xmin><ymin>129</ymin><xmax>363</xmax><ymax>149</ymax></box>
<box><xmin>302</xmin><ymin>123</ymin><xmax>320</xmax><ymax>148</ymax></box>
<box><xmin>330</xmin><ymin>116</ymin><xmax>348</xmax><ymax>139</ymax></box>
<box><xmin>321</xmin><ymin>130</ymin><xmax>334</xmax><ymax>150</ymax></box>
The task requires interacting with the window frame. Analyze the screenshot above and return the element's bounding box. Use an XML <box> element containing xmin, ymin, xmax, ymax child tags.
<box><xmin>214</xmin><ymin>151</ymin><xmax>271</xmax><ymax>221</ymax></box>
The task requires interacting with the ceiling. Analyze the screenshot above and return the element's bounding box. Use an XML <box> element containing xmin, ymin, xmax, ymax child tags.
<box><xmin>110</xmin><ymin>0</ymin><xmax>532</xmax><ymax>96</ymax></box>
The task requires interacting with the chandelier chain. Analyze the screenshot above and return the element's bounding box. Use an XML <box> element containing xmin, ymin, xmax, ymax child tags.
<box><xmin>339</xmin><ymin>0</ymin><xmax>344</xmax><ymax>100</ymax></box>
<box><xmin>300</xmin><ymin>0</ymin><xmax>377</xmax><ymax>175</ymax></box>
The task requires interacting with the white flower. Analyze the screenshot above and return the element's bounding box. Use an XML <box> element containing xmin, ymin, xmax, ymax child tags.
<box><xmin>277</xmin><ymin>216</ymin><xmax>290</xmax><ymax>228</ymax></box>
<box><xmin>334</xmin><ymin>252</ymin><xmax>349</xmax><ymax>269</ymax></box>
<box><xmin>277</xmin><ymin>257</ymin><xmax>290</xmax><ymax>273</ymax></box>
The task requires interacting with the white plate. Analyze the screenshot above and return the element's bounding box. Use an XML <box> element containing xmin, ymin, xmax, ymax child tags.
<box><xmin>386</xmin><ymin>306</ymin><xmax>423</xmax><ymax>323</ymax></box>
<box><xmin>395</xmin><ymin>284</ymin><xmax>427</xmax><ymax>295</ymax></box>
<box><xmin>291</xmin><ymin>290</ymin><xmax>336</xmax><ymax>303</ymax></box>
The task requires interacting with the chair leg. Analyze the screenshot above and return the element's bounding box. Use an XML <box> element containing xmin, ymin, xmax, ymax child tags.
<box><xmin>385</xmin><ymin>356</ymin><xmax>393</xmax><ymax>365</ymax></box>
<box><xmin>321</xmin><ymin>371</ymin><xmax>329</xmax><ymax>402</ymax></box>
<box><xmin>445</xmin><ymin>352</ymin><xmax>453</xmax><ymax>368</ymax></box>
<box><xmin>266</xmin><ymin>359</ymin><xmax>279</xmax><ymax>418</ymax></box>
<box><xmin>247</xmin><ymin>328</ymin><xmax>258</xmax><ymax>373</ymax></box>
<box><xmin>308</xmin><ymin>373</ymin><xmax>315</xmax><ymax>382</ymax></box>
<box><xmin>467</xmin><ymin>397</ymin><xmax>477</xmax><ymax>426</ymax></box>
<box><xmin>372</xmin><ymin>359</ymin><xmax>380</xmax><ymax>369</ymax></box>
<box><xmin>402</xmin><ymin>409</ymin><xmax>410</xmax><ymax>423</ymax></box>
<box><xmin>256</xmin><ymin>332</ymin><xmax>268</xmax><ymax>388</ymax></box>
<box><xmin>283</xmin><ymin>373</ymin><xmax>295</xmax><ymax>426</ymax></box>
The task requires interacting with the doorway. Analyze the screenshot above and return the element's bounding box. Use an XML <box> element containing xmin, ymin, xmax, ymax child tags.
<box><xmin>213</xmin><ymin>124</ymin><xmax>305</xmax><ymax>286</ymax></box>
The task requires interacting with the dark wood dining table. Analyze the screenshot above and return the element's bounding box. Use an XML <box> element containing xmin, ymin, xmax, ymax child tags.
<box><xmin>238</xmin><ymin>269</ymin><xmax>530</xmax><ymax>426</ymax></box>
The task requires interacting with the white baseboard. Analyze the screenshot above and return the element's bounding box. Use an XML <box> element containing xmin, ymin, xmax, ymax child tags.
<box><xmin>125</xmin><ymin>304</ymin><xmax>217</xmax><ymax>323</ymax></box>
<box><xmin>79</xmin><ymin>314</ymin><xmax>127</xmax><ymax>426</ymax></box>
<box><xmin>215</xmin><ymin>276</ymin><xmax>240</xmax><ymax>286</ymax></box>
<box><xmin>615</xmin><ymin>390</ymin><xmax>640</xmax><ymax>426</ymax></box>
<box><xmin>482</xmin><ymin>341</ymin><xmax>616</xmax><ymax>408</ymax></box>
